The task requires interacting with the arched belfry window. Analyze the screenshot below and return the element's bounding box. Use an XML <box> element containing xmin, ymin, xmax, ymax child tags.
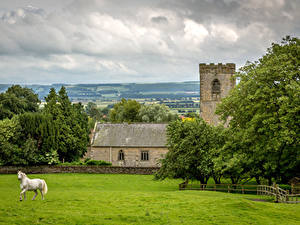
<box><xmin>211</xmin><ymin>79</ymin><xmax>221</xmax><ymax>100</ymax></box>
<box><xmin>118</xmin><ymin>150</ymin><xmax>124</xmax><ymax>161</ymax></box>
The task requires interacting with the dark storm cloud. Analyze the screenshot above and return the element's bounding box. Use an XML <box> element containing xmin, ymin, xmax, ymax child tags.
<box><xmin>0</xmin><ymin>0</ymin><xmax>299</xmax><ymax>84</ymax></box>
<box><xmin>151</xmin><ymin>16</ymin><xmax>168</xmax><ymax>24</ymax></box>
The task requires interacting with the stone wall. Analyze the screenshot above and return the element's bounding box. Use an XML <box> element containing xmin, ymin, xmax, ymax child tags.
<box><xmin>199</xmin><ymin>63</ymin><xmax>235</xmax><ymax>126</ymax></box>
<box><xmin>0</xmin><ymin>165</ymin><xmax>159</xmax><ymax>175</ymax></box>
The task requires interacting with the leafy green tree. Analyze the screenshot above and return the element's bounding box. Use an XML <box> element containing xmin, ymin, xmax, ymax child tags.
<box><xmin>0</xmin><ymin>117</ymin><xmax>21</xmax><ymax>165</ymax></box>
<box><xmin>138</xmin><ymin>104</ymin><xmax>178</xmax><ymax>122</ymax></box>
<box><xmin>213</xmin><ymin>129</ymin><xmax>251</xmax><ymax>184</ymax></box>
<box><xmin>0</xmin><ymin>85</ymin><xmax>40</xmax><ymax>120</ymax></box>
<box><xmin>156</xmin><ymin>118</ymin><xmax>222</xmax><ymax>184</ymax></box>
<box><xmin>216</xmin><ymin>36</ymin><xmax>300</xmax><ymax>184</ymax></box>
<box><xmin>109</xmin><ymin>98</ymin><xmax>141</xmax><ymax>123</ymax></box>
<box><xmin>85</xmin><ymin>102</ymin><xmax>103</xmax><ymax>121</ymax></box>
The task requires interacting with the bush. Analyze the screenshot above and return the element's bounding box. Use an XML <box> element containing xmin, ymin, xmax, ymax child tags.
<box><xmin>85</xmin><ymin>160</ymin><xmax>112</xmax><ymax>166</ymax></box>
<box><xmin>57</xmin><ymin>159</ymin><xmax>112</xmax><ymax>166</ymax></box>
<box><xmin>58</xmin><ymin>161</ymin><xmax>85</xmax><ymax>166</ymax></box>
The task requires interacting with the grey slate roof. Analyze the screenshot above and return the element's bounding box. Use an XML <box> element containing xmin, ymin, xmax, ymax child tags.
<box><xmin>92</xmin><ymin>123</ymin><xmax>167</xmax><ymax>147</ymax></box>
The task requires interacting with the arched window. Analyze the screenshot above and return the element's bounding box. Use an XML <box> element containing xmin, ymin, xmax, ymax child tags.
<box><xmin>118</xmin><ymin>150</ymin><xmax>124</xmax><ymax>161</ymax></box>
<box><xmin>212</xmin><ymin>79</ymin><xmax>221</xmax><ymax>94</ymax></box>
<box><xmin>141</xmin><ymin>151</ymin><xmax>149</xmax><ymax>161</ymax></box>
<box><xmin>211</xmin><ymin>79</ymin><xmax>221</xmax><ymax>100</ymax></box>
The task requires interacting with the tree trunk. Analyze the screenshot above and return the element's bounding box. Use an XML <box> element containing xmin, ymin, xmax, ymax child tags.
<box><xmin>268</xmin><ymin>177</ymin><xmax>272</xmax><ymax>186</ymax></box>
<box><xmin>255</xmin><ymin>176</ymin><xmax>261</xmax><ymax>185</ymax></box>
<box><xmin>213</xmin><ymin>176</ymin><xmax>221</xmax><ymax>184</ymax></box>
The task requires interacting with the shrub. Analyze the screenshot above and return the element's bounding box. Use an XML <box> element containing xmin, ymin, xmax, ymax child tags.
<box><xmin>85</xmin><ymin>160</ymin><xmax>112</xmax><ymax>166</ymax></box>
<box><xmin>58</xmin><ymin>161</ymin><xmax>85</xmax><ymax>166</ymax></box>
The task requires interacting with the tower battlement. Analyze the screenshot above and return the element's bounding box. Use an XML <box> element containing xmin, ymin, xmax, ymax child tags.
<box><xmin>199</xmin><ymin>63</ymin><xmax>235</xmax><ymax>74</ymax></box>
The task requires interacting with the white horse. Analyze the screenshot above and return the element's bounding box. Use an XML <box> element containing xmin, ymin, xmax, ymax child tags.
<box><xmin>17</xmin><ymin>171</ymin><xmax>48</xmax><ymax>201</ymax></box>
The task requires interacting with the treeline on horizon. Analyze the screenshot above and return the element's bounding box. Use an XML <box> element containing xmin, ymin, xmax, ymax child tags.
<box><xmin>0</xmin><ymin>81</ymin><xmax>200</xmax><ymax>101</ymax></box>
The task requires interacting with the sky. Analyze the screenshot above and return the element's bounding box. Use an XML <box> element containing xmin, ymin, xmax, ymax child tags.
<box><xmin>0</xmin><ymin>0</ymin><xmax>299</xmax><ymax>84</ymax></box>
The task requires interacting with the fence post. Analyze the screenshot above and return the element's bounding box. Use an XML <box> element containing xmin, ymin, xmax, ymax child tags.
<box><xmin>242</xmin><ymin>185</ymin><xmax>244</xmax><ymax>194</ymax></box>
<box><xmin>228</xmin><ymin>185</ymin><xmax>230</xmax><ymax>193</ymax></box>
<box><xmin>275</xmin><ymin>184</ymin><xmax>279</xmax><ymax>203</ymax></box>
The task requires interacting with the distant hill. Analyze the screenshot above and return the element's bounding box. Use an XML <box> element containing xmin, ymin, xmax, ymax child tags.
<box><xmin>0</xmin><ymin>82</ymin><xmax>200</xmax><ymax>101</ymax></box>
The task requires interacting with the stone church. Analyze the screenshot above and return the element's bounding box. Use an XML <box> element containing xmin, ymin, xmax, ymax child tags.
<box><xmin>86</xmin><ymin>123</ymin><xmax>168</xmax><ymax>167</ymax></box>
<box><xmin>86</xmin><ymin>63</ymin><xmax>235</xmax><ymax>167</ymax></box>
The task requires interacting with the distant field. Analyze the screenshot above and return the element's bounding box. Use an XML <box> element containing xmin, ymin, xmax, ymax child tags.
<box><xmin>0</xmin><ymin>174</ymin><xmax>299</xmax><ymax>225</ymax></box>
<box><xmin>0</xmin><ymin>82</ymin><xmax>200</xmax><ymax>102</ymax></box>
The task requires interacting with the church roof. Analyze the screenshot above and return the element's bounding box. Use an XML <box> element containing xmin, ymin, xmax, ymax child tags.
<box><xmin>91</xmin><ymin>123</ymin><xmax>168</xmax><ymax>147</ymax></box>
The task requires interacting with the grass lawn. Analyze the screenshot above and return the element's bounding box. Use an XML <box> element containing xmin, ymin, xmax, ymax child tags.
<box><xmin>0</xmin><ymin>173</ymin><xmax>299</xmax><ymax>225</ymax></box>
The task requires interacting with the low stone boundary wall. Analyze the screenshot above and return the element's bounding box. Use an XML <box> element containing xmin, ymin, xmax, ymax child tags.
<box><xmin>0</xmin><ymin>166</ymin><xmax>159</xmax><ymax>175</ymax></box>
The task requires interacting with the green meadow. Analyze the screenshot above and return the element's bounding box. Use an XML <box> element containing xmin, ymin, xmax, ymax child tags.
<box><xmin>0</xmin><ymin>174</ymin><xmax>299</xmax><ymax>225</ymax></box>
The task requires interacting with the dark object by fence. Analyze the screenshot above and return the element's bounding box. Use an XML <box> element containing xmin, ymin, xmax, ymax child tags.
<box><xmin>289</xmin><ymin>177</ymin><xmax>300</xmax><ymax>194</ymax></box>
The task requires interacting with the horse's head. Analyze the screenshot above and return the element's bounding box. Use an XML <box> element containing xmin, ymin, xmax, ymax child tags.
<box><xmin>17</xmin><ymin>171</ymin><xmax>25</xmax><ymax>180</ymax></box>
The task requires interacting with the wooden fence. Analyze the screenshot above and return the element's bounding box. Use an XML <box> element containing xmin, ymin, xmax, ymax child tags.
<box><xmin>257</xmin><ymin>185</ymin><xmax>300</xmax><ymax>204</ymax></box>
<box><xmin>179</xmin><ymin>183</ymin><xmax>258</xmax><ymax>194</ymax></box>
<box><xmin>179</xmin><ymin>182</ymin><xmax>300</xmax><ymax>204</ymax></box>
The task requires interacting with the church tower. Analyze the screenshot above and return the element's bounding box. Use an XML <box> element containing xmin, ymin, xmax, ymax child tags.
<box><xmin>199</xmin><ymin>63</ymin><xmax>235</xmax><ymax>126</ymax></box>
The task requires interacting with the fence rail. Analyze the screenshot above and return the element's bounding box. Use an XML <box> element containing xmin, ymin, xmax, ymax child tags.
<box><xmin>179</xmin><ymin>182</ymin><xmax>299</xmax><ymax>204</ymax></box>
<box><xmin>257</xmin><ymin>185</ymin><xmax>300</xmax><ymax>203</ymax></box>
<box><xmin>179</xmin><ymin>183</ymin><xmax>258</xmax><ymax>194</ymax></box>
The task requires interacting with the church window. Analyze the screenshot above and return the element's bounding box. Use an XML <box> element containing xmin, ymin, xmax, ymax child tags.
<box><xmin>118</xmin><ymin>150</ymin><xmax>124</xmax><ymax>161</ymax></box>
<box><xmin>211</xmin><ymin>79</ymin><xmax>221</xmax><ymax>100</ymax></box>
<box><xmin>212</xmin><ymin>79</ymin><xmax>221</xmax><ymax>94</ymax></box>
<box><xmin>141</xmin><ymin>151</ymin><xmax>149</xmax><ymax>161</ymax></box>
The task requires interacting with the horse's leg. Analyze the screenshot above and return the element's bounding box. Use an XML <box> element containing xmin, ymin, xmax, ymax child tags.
<box><xmin>32</xmin><ymin>190</ymin><xmax>38</xmax><ymax>200</ymax></box>
<box><xmin>40</xmin><ymin>189</ymin><xmax>44</xmax><ymax>200</ymax></box>
<box><xmin>20</xmin><ymin>189</ymin><xmax>26</xmax><ymax>201</ymax></box>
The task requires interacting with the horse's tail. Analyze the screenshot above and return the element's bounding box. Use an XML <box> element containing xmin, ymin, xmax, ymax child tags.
<box><xmin>42</xmin><ymin>180</ymin><xmax>48</xmax><ymax>195</ymax></box>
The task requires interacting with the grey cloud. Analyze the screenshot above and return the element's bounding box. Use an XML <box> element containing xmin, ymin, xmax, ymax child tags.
<box><xmin>0</xmin><ymin>0</ymin><xmax>299</xmax><ymax>84</ymax></box>
<box><xmin>151</xmin><ymin>16</ymin><xmax>168</xmax><ymax>24</ymax></box>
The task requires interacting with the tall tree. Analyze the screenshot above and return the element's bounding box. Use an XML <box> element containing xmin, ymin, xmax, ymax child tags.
<box><xmin>138</xmin><ymin>104</ymin><xmax>178</xmax><ymax>122</ymax></box>
<box><xmin>43</xmin><ymin>86</ymin><xmax>89</xmax><ymax>162</ymax></box>
<box><xmin>156</xmin><ymin>118</ymin><xmax>223</xmax><ymax>184</ymax></box>
<box><xmin>0</xmin><ymin>85</ymin><xmax>40</xmax><ymax>119</ymax></box>
<box><xmin>109</xmin><ymin>98</ymin><xmax>141</xmax><ymax>123</ymax></box>
<box><xmin>0</xmin><ymin>117</ymin><xmax>21</xmax><ymax>165</ymax></box>
<box><xmin>216</xmin><ymin>36</ymin><xmax>300</xmax><ymax>183</ymax></box>
<box><xmin>85</xmin><ymin>102</ymin><xmax>103</xmax><ymax>121</ymax></box>
<box><xmin>18</xmin><ymin>112</ymin><xmax>59</xmax><ymax>165</ymax></box>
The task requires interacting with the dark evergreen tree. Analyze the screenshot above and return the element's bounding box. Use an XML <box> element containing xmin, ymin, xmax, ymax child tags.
<box><xmin>43</xmin><ymin>86</ymin><xmax>89</xmax><ymax>162</ymax></box>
